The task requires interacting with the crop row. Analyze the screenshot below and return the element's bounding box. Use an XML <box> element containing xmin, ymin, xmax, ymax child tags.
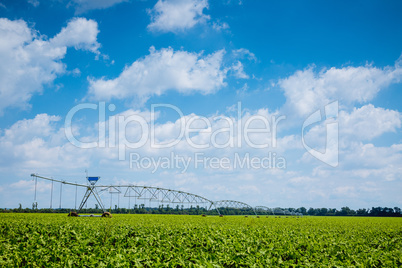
<box><xmin>0</xmin><ymin>214</ymin><xmax>401</xmax><ymax>267</ymax></box>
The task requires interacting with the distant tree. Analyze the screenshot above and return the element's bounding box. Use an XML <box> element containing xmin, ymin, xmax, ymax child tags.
<box><xmin>307</xmin><ymin>207</ymin><xmax>315</xmax><ymax>215</ymax></box>
<box><xmin>339</xmin><ymin>207</ymin><xmax>351</xmax><ymax>216</ymax></box>
<box><xmin>297</xmin><ymin>207</ymin><xmax>307</xmax><ymax>215</ymax></box>
<box><xmin>394</xmin><ymin>207</ymin><xmax>401</xmax><ymax>215</ymax></box>
<box><xmin>356</xmin><ymin>208</ymin><xmax>368</xmax><ymax>216</ymax></box>
<box><xmin>318</xmin><ymin>208</ymin><xmax>328</xmax><ymax>216</ymax></box>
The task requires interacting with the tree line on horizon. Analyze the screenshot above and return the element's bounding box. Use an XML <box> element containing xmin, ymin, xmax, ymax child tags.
<box><xmin>1</xmin><ymin>204</ymin><xmax>401</xmax><ymax>217</ymax></box>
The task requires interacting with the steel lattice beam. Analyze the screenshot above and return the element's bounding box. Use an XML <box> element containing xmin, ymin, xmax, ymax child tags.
<box><xmin>31</xmin><ymin>174</ymin><xmax>284</xmax><ymax>216</ymax></box>
<box><xmin>255</xmin><ymin>206</ymin><xmax>273</xmax><ymax>215</ymax></box>
<box><xmin>212</xmin><ymin>200</ymin><xmax>256</xmax><ymax>215</ymax></box>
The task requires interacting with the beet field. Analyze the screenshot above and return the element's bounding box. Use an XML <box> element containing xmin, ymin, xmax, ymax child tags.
<box><xmin>0</xmin><ymin>214</ymin><xmax>401</xmax><ymax>267</ymax></box>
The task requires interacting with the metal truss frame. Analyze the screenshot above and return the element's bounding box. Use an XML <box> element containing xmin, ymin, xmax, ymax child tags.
<box><xmin>255</xmin><ymin>206</ymin><xmax>273</xmax><ymax>214</ymax></box>
<box><xmin>30</xmin><ymin>174</ymin><xmax>220</xmax><ymax>214</ymax></box>
<box><xmin>123</xmin><ymin>186</ymin><xmax>212</xmax><ymax>204</ymax></box>
<box><xmin>31</xmin><ymin>174</ymin><xmax>299</xmax><ymax>216</ymax></box>
<box><xmin>211</xmin><ymin>200</ymin><xmax>257</xmax><ymax>215</ymax></box>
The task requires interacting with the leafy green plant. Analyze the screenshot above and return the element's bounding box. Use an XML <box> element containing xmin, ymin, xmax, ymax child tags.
<box><xmin>0</xmin><ymin>214</ymin><xmax>401</xmax><ymax>267</ymax></box>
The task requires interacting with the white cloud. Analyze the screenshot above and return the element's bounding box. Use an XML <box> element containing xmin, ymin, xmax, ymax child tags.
<box><xmin>278</xmin><ymin>59</ymin><xmax>402</xmax><ymax>118</ymax></box>
<box><xmin>302</xmin><ymin>104</ymin><xmax>401</xmax><ymax>151</ymax></box>
<box><xmin>148</xmin><ymin>0</ymin><xmax>210</xmax><ymax>33</ymax></box>
<box><xmin>300</xmin><ymin>103</ymin><xmax>401</xmax><ymax>170</ymax></box>
<box><xmin>232</xmin><ymin>48</ymin><xmax>257</xmax><ymax>62</ymax></box>
<box><xmin>51</xmin><ymin>18</ymin><xmax>100</xmax><ymax>54</ymax></box>
<box><xmin>340</xmin><ymin>104</ymin><xmax>401</xmax><ymax>141</ymax></box>
<box><xmin>110</xmin><ymin>106</ymin><xmax>286</xmax><ymax>158</ymax></box>
<box><xmin>230</xmin><ymin>61</ymin><xmax>249</xmax><ymax>79</ymax></box>
<box><xmin>342</xmin><ymin>143</ymin><xmax>402</xmax><ymax>171</ymax></box>
<box><xmin>0</xmin><ymin>18</ymin><xmax>100</xmax><ymax>115</ymax></box>
<box><xmin>1</xmin><ymin>105</ymin><xmax>401</xmax><ymax>208</ymax></box>
<box><xmin>301</xmin><ymin>141</ymin><xmax>402</xmax><ymax>207</ymax></box>
<box><xmin>0</xmin><ymin>114</ymin><xmax>90</xmax><ymax>173</ymax></box>
<box><xmin>212</xmin><ymin>21</ymin><xmax>229</xmax><ymax>31</ymax></box>
<box><xmin>71</xmin><ymin>0</ymin><xmax>127</xmax><ymax>14</ymax></box>
<box><xmin>71</xmin><ymin>68</ymin><xmax>81</xmax><ymax>77</ymax></box>
<box><xmin>28</xmin><ymin>0</ymin><xmax>39</xmax><ymax>7</ymax></box>
<box><xmin>0</xmin><ymin>107</ymin><xmax>289</xmax><ymax>206</ymax></box>
<box><xmin>3</xmin><ymin>114</ymin><xmax>61</xmax><ymax>144</ymax></box>
<box><xmin>88</xmin><ymin>47</ymin><xmax>227</xmax><ymax>103</ymax></box>
<box><xmin>228</xmin><ymin>49</ymin><xmax>257</xmax><ymax>80</ymax></box>
<box><xmin>3</xmin><ymin>51</ymin><xmax>402</xmax><ymax>209</ymax></box>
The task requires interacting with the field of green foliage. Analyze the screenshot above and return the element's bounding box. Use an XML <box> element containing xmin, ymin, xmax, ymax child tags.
<box><xmin>0</xmin><ymin>214</ymin><xmax>401</xmax><ymax>267</ymax></box>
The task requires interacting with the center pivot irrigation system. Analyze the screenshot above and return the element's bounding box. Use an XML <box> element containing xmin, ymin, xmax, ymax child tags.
<box><xmin>30</xmin><ymin>174</ymin><xmax>302</xmax><ymax>217</ymax></box>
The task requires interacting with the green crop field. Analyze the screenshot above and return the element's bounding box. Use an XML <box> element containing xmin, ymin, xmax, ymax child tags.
<box><xmin>0</xmin><ymin>214</ymin><xmax>401</xmax><ymax>267</ymax></box>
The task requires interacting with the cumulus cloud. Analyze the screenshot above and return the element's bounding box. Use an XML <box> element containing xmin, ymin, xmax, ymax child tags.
<box><xmin>304</xmin><ymin>141</ymin><xmax>402</xmax><ymax>206</ymax></box>
<box><xmin>0</xmin><ymin>18</ymin><xmax>100</xmax><ymax>115</ymax></box>
<box><xmin>300</xmin><ymin>103</ymin><xmax>401</xmax><ymax>169</ymax></box>
<box><xmin>111</xmin><ymin>106</ymin><xmax>284</xmax><ymax>156</ymax></box>
<box><xmin>0</xmin><ymin>114</ymin><xmax>90</xmax><ymax>173</ymax></box>
<box><xmin>341</xmin><ymin>143</ymin><xmax>402</xmax><ymax>172</ymax></box>
<box><xmin>340</xmin><ymin>105</ymin><xmax>401</xmax><ymax>141</ymax></box>
<box><xmin>302</xmin><ymin>104</ymin><xmax>401</xmax><ymax>150</ymax></box>
<box><xmin>278</xmin><ymin>59</ymin><xmax>402</xmax><ymax>118</ymax></box>
<box><xmin>70</xmin><ymin>0</ymin><xmax>127</xmax><ymax>14</ymax></box>
<box><xmin>50</xmin><ymin>18</ymin><xmax>100</xmax><ymax>53</ymax></box>
<box><xmin>2</xmin><ymin>105</ymin><xmax>401</xmax><ymax>208</ymax></box>
<box><xmin>3</xmin><ymin>114</ymin><xmax>61</xmax><ymax>144</ymax></box>
<box><xmin>88</xmin><ymin>47</ymin><xmax>227</xmax><ymax>103</ymax></box>
<box><xmin>0</xmin><ymin>106</ymin><xmax>287</xmax><ymax>187</ymax></box>
<box><xmin>148</xmin><ymin>0</ymin><xmax>210</xmax><ymax>32</ymax></box>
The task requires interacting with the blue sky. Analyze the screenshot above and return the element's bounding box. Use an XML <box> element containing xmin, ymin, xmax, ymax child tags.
<box><xmin>0</xmin><ymin>0</ymin><xmax>401</xmax><ymax>210</ymax></box>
